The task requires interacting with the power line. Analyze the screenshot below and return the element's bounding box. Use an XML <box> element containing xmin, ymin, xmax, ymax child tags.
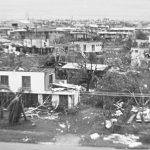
<box><xmin>80</xmin><ymin>91</ymin><xmax>150</xmax><ymax>97</ymax></box>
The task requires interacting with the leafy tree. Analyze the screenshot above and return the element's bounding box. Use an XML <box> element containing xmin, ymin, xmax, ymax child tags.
<box><xmin>119</xmin><ymin>52</ymin><xmax>131</xmax><ymax>68</ymax></box>
<box><xmin>66</xmin><ymin>52</ymin><xmax>100</xmax><ymax>91</ymax></box>
<box><xmin>97</xmin><ymin>55</ymin><xmax>105</xmax><ymax>64</ymax></box>
<box><xmin>87</xmin><ymin>53</ymin><xmax>98</xmax><ymax>64</ymax></box>
<box><xmin>136</xmin><ymin>30</ymin><xmax>148</xmax><ymax>40</ymax></box>
<box><xmin>123</xmin><ymin>38</ymin><xmax>132</xmax><ymax>52</ymax></box>
<box><xmin>96</xmin><ymin>70</ymin><xmax>145</xmax><ymax>93</ymax></box>
<box><xmin>78</xmin><ymin>53</ymin><xmax>98</xmax><ymax>91</ymax></box>
<box><xmin>104</xmin><ymin>50</ymin><xmax>131</xmax><ymax>71</ymax></box>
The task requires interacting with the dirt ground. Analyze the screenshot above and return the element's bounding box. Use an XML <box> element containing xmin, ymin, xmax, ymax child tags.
<box><xmin>0</xmin><ymin>105</ymin><xmax>150</xmax><ymax>149</ymax></box>
<box><xmin>0</xmin><ymin>105</ymin><xmax>103</xmax><ymax>143</ymax></box>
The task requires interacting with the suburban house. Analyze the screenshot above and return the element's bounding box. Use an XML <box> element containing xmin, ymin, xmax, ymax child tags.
<box><xmin>136</xmin><ymin>27</ymin><xmax>150</xmax><ymax>34</ymax></box>
<box><xmin>9</xmin><ymin>27</ymin><xmax>70</xmax><ymax>44</ymax></box>
<box><xmin>0</xmin><ymin>67</ymin><xmax>80</xmax><ymax>109</ymax></box>
<box><xmin>98</xmin><ymin>27</ymin><xmax>135</xmax><ymax>41</ymax></box>
<box><xmin>62</xmin><ymin>63</ymin><xmax>108</xmax><ymax>71</ymax></box>
<box><xmin>0</xmin><ymin>27</ymin><xmax>13</xmax><ymax>38</ymax></box>
<box><xmin>74</xmin><ymin>41</ymin><xmax>104</xmax><ymax>55</ymax></box>
<box><xmin>61</xmin><ymin>62</ymin><xmax>109</xmax><ymax>85</ymax></box>
<box><xmin>130</xmin><ymin>48</ymin><xmax>149</xmax><ymax>67</ymax></box>
<box><xmin>109</xmin><ymin>27</ymin><xmax>135</xmax><ymax>34</ymax></box>
<box><xmin>70</xmin><ymin>30</ymin><xmax>91</xmax><ymax>41</ymax></box>
<box><xmin>135</xmin><ymin>39</ymin><xmax>149</xmax><ymax>48</ymax></box>
<box><xmin>98</xmin><ymin>31</ymin><xmax>129</xmax><ymax>41</ymax></box>
<box><xmin>2</xmin><ymin>43</ymin><xmax>20</xmax><ymax>55</ymax></box>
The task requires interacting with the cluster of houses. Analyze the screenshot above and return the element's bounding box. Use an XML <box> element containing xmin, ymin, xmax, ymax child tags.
<box><xmin>0</xmin><ymin>19</ymin><xmax>150</xmax><ymax>54</ymax></box>
<box><xmin>0</xmin><ymin>19</ymin><xmax>150</xmax><ymax>109</ymax></box>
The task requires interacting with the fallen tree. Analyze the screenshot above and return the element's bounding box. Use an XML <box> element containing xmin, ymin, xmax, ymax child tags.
<box><xmin>8</xmin><ymin>94</ymin><xmax>27</xmax><ymax>125</ymax></box>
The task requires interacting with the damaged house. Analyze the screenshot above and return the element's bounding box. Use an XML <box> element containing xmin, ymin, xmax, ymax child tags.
<box><xmin>60</xmin><ymin>62</ymin><xmax>109</xmax><ymax>88</ymax></box>
<box><xmin>0</xmin><ymin>67</ymin><xmax>80</xmax><ymax>110</ymax></box>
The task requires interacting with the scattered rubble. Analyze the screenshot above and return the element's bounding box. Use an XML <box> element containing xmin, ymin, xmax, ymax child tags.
<box><xmin>66</xmin><ymin>120</ymin><xmax>71</xmax><ymax>129</ymax></box>
<box><xmin>105</xmin><ymin>119</ymin><xmax>117</xmax><ymax>129</ymax></box>
<box><xmin>90</xmin><ymin>133</ymin><xmax>100</xmax><ymax>140</ymax></box>
<box><xmin>103</xmin><ymin>134</ymin><xmax>142</xmax><ymax>148</ymax></box>
<box><xmin>22</xmin><ymin>136</ymin><xmax>31</xmax><ymax>143</ymax></box>
<box><xmin>31</xmin><ymin>122</ymin><xmax>36</xmax><ymax>127</ymax></box>
<box><xmin>136</xmin><ymin>107</ymin><xmax>150</xmax><ymax>122</ymax></box>
<box><xmin>25</xmin><ymin>107</ymin><xmax>59</xmax><ymax>120</ymax></box>
<box><xmin>114</xmin><ymin>110</ymin><xmax>123</xmax><ymax>117</ymax></box>
<box><xmin>105</xmin><ymin>120</ymin><xmax>112</xmax><ymax>129</ymax></box>
<box><xmin>40</xmin><ymin>115</ymin><xmax>59</xmax><ymax>120</ymax></box>
<box><xmin>24</xmin><ymin>96</ymin><xmax>60</xmax><ymax>121</ymax></box>
<box><xmin>59</xmin><ymin>123</ymin><xmax>66</xmax><ymax>128</ymax></box>
<box><xmin>110</xmin><ymin>100</ymin><xmax>150</xmax><ymax>127</ymax></box>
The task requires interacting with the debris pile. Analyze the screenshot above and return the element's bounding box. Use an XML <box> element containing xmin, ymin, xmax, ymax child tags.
<box><xmin>90</xmin><ymin>133</ymin><xmax>100</xmax><ymax>140</ymax></box>
<box><xmin>25</xmin><ymin>107</ymin><xmax>59</xmax><ymax>120</ymax></box>
<box><xmin>104</xmin><ymin>100</ymin><xmax>150</xmax><ymax>130</ymax></box>
<box><xmin>25</xmin><ymin>96</ymin><xmax>59</xmax><ymax>120</ymax></box>
<box><xmin>22</xmin><ymin>136</ymin><xmax>31</xmax><ymax>143</ymax></box>
<box><xmin>103</xmin><ymin>134</ymin><xmax>142</xmax><ymax>148</ymax></box>
<box><xmin>131</xmin><ymin>106</ymin><xmax>150</xmax><ymax>123</ymax></box>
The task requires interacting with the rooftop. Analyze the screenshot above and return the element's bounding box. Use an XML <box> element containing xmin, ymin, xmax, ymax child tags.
<box><xmin>110</xmin><ymin>27</ymin><xmax>135</xmax><ymax>31</ymax></box>
<box><xmin>0</xmin><ymin>66</ymin><xmax>55</xmax><ymax>73</ymax></box>
<box><xmin>98</xmin><ymin>31</ymin><xmax>129</xmax><ymax>35</ymax></box>
<box><xmin>62</xmin><ymin>63</ymin><xmax>108</xmax><ymax>71</ymax></box>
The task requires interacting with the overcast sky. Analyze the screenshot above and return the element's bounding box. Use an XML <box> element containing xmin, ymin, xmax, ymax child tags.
<box><xmin>0</xmin><ymin>0</ymin><xmax>150</xmax><ymax>20</ymax></box>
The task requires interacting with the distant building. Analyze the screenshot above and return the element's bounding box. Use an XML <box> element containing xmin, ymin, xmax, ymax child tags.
<box><xmin>98</xmin><ymin>27</ymin><xmax>135</xmax><ymax>41</ymax></box>
<box><xmin>62</xmin><ymin>62</ymin><xmax>108</xmax><ymax>71</ymax></box>
<box><xmin>109</xmin><ymin>27</ymin><xmax>135</xmax><ymax>33</ymax></box>
<box><xmin>70</xmin><ymin>30</ymin><xmax>91</xmax><ymax>41</ymax></box>
<box><xmin>136</xmin><ymin>27</ymin><xmax>150</xmax><ymax>34</ymax></box>
<box><xmin>2</xmin><ymin>43</ymin><xmax>20</xmax><ymax>55</ymax></box>
<box><xmin>74</xmin><ymin>41</ymin><xmax>103</xmax><ymax>54</ymax></box>
<box><xmin>135</xmin><ymin>39</ymin><xmax>149</xmax><ymax>48</ymax></box>
<box><xmin>0</xmin><ymin>27</ymin><xmax>12</xmax><ymax>38</ymax></box>
<box><xmin>9</xmin><ymin>28</ymin><xmax>70</xmax><ymax>44</ymax></box>
<box><xmin>131</xmin><ymin>48</ymin><xmax>147</xmax><ymax>67</ymax></box>
<box><xmin>98</xmin><ymin>31</ymin><xmax>129</xmax><ymax>41</ymax></box>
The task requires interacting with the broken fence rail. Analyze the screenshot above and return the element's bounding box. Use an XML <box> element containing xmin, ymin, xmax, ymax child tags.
<box><xmin>80</xmin><ymin>91</ymin><xmax>150</xmax><ymax>97</ymax></box>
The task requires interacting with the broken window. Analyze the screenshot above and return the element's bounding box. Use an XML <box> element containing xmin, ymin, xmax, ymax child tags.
<box><xmin>59</xmin><ymin>95</ymin><xmax>68</xmax><ymax>110</ymax></box>
<box><xmin>0</xmin><ymin>75</ymin><xmax>8</xmax><ymax>86</ymax></box>
<box><xmin>83</xmin><ymin>44</ymin><xmax>86</xmax><ymax>51</ymax></box>
<box><xmin>22</xmin><ymin>76</ymin><xmax>31</xmax><ymax>90</ymax></box>
<box><xmin>49</xmin><ymin>74</ymin><xmax>53</xmax><ymax>83</ymax></box>
<box><xmin>92</xmin><ymin>45</ymin><xmax>95</xmax><ymax>51</ymax></box>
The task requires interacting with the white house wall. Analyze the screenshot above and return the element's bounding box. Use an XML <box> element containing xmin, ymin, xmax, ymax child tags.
<box><xmin>51</xmin><ymin>95</ymin><xmax>59</xmax><ymax>108</ymax></box>
<box><xmin>75</xmin><ymin>42</ymin><xmax>103</xmax><ymax>53</ymax></box>
<box><xmin>74</xmin><ymin>91</ymin><xmax>80</xmax><ymax>106</ymax></box>
<box><xmin>68</xmin><ymin>95</ymin><xmax>72</xmax><ymax>109</ymax></box>
<box><xmin>0</xmin><ymin>71</ymin><xmax>45</xmax><ymax>93</ymax></box>
<box><xmin>0</xmin><ymin>71</ymin><xmax>80</xmax><ymax>108</ymax></box>
<box><xmin>52</xmin><ymin>94</ymin><xmax>79</xmax><ymax>109</ymax></box>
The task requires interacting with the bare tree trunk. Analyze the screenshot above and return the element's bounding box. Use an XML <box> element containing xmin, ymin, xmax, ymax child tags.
<box><xmin>0</xmin><ymin>106</ymin><xmax>3</xmax><ymax>119</ymax></box>
<box><xmin>20</xmin><ymin>99</ymin><xmax>27</xmax><ymax>121</ymax></box>
<box><xmin>86</xmin><ymin>71</ymin><xmax>92</xmax><ymax>92</ymax></box>
<box><xmin>86</xmin><ymin>80</ymin><xmax>90</xmax><ymax>92</ymax></box>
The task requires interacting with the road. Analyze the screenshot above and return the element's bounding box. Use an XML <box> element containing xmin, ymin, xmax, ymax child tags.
<box><xmin>0</xmin><ymin>142</ymin><xmax>114</xmax><ymax>150</ymax></box>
